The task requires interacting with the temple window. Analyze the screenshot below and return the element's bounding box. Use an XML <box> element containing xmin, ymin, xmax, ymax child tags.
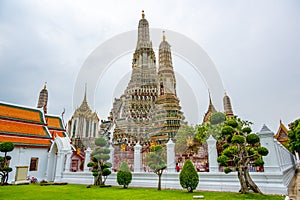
<box><xmin>29</xmin><ymin>157</ymin><xmax>38</xmax><ymax>171</ymax></box>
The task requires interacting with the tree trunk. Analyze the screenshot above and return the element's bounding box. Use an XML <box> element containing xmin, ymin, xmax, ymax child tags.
<box><xmin>237</xmin><ymin>145</ymin><xmax>249</xmax><ymax>194</ymax></box>
<box><xmin>157</xmin><ymin>171</ymin><xmax>162</xmax><ymax>191</ymax></box>
<box><xmin>237</xmin><ymin>166</ymin><xmax>248</xmax><ymax>194</ymax></box>
<box><xmin>244</xmin><ymin>167</ymin><xmax>262</xmax><ymax>194</ymax></box>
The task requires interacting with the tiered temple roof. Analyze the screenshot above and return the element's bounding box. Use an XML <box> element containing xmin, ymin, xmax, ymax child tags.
<box><xmin>0</xmin><ymin>102</ymin><xmax>52</xmax><ymax>147</ymax></box>
<box><xmin>274</xmin><ymin>120</ymin><xmax>289</xmax><ymax>148</ymax></box>
<box><xmin>46</xmin><ymin>114</ymin><xmax>67</xmax><ymax>138</ymax></box>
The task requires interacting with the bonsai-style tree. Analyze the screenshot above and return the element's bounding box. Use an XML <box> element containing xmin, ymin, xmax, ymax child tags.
<box><xmin>117</xmin><ymin>161</ymin><xmax>132</xmax><ymax>189</ymax></box>
<box><xmin>87</xmin><ymin>138</ymin><xmax>112</xmax><ymax>186</ymax></box>
<box><xmin>0</xmin><ymin>142</ymin><xmax>14</xmax><ymax>185</ymax></box>
<box><xmin>145</xmin><ymin>145</ymin><xmax>166</xmax><ymax>190</ymax></box>
<box><xmin>217</xmin><ymin>118</ymin><xmax>269</xmax><ymax>194</ymax></box>
<box><xmin>288</xmin><ymin>119</ymin><xmax>300</xmax><ymax>155</ymax></box>
<box><xmin>179</xmin><ymin>159</ymin><xmax>199</xmax><ymax>192</ymax></box>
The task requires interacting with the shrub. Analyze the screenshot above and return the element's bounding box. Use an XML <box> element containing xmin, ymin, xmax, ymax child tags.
<box><xmin>231</xmin><ymin>135</ymin><xmax>245</xmax><ymax>144</ymax></box>
<box><xmin>246</xmin><ymin>134</ymin><xmax>260</xmax><ymax>145</ymax></box>
<box><xmin>117</xmin><ymin>162</ymin><xmax>132</xmax><ymax>189</ymax></box>
<box><xmin>179</xmin><ymin>159</ymin><xmax>199</xmax><ymax>193</ymax></box>
<box><xmin>226</xmin><ymin>119</ymin><xmax>238</xmax><ymax>128</ymax></box>
<box><xmin>257</xmin><ymin>147</ymin><xmax>269</xmax><ymax>156</ymax></box>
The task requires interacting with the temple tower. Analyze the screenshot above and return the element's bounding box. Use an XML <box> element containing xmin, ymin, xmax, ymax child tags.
<box><xmin>110</xmin><ymin>11</ymin><xmax>158</xmax><ymax>145</ymax></box>
<box><xmin>202</xmin><ymin>94</ymin><xmax>217</xmax><ymax>123</ymax></box>
<box><xmin>149</xmin><ymin>32</ymin><xmax>184</xmax><ymax>143</ymax></box>
<box><xmin>223</xmin><ymin>91</ymin><xmax>234</xmax><ymax>118</ymax></box>
<box><xmin>67</xmin><ymin>85</ymin><xmax>100</xmax><ymax>149</ymax></box>
<box><xmin>37</xmin><ymin>83</ymin><xmax>48</xmax><ymax>114</ymax></box>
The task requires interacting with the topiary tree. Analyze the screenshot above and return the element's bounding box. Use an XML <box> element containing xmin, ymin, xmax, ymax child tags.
<box><xmin>145</xmin><ymin>145</ymin><xmax>166</xmax><ymax>190</ymax></box>
<box><xmin>0</xmin><ymin>142</ymin><xmax>14</xmax><ymax>185</ymax></box>
<box><xmin>179</xmin><ymin>159</ymin><xmax>199</xmax><ymax>192</ymax></box>
<box><xmin>117</xmin><ymin>161</ymin><xmax>132</xmax><ymax>189</ymax></box>
<box><xmin>217</xmin><ymin>118</ymin><xmax>269</xmax><ymax>194</ymax></box>
<box><xmin>87</xmin><ymin>138</ymin><xmax>112</xmax><ymax>186</ymax></box>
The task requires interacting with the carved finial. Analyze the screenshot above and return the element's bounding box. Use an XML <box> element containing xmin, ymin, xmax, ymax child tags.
<box><xmin>44</xmin><ymin>82</ymin><xmax>47</xmax><ymax>90</ymax></box>
<box><xmin>162</xmin><ymin>31</ymin><xmax>166</xmax><ymax>41</ymax></box>
<box><xmin>142</xmin><ymin>10</ymin><xmax>145</xmax><ymax>19</ymax></box>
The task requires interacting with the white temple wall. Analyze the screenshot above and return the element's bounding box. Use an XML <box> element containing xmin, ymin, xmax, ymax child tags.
<box><xmin>1</xmin><ymin>147</ymin><xmax>49</xmax><ymax>183</ymax></box>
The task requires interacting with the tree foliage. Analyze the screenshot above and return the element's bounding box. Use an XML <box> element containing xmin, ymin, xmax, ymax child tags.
<box><xmin>0</xmin><ymin>142</ymin><xmax>14</xmax><ymax>185</ymax></box>
<box><xmin>179</xmin><ymin>159</ymin><xmax>199</xmax><ymax>192</ymax></box>
<box><xmin>117</xmin><ymin>161</ymin><xmax>132</xmax><ymax>189</ymax></box>
<box><xmin>217</xmin><ymin>118</ymin><xmax>268</xmax><ymax>194</ymax></box>
<box><xmin>210</xmin><ymin>112</ymin><xmax>226</xmax><ymax>125</ymax></box>
<box><xmin>87</xmin><ymin>138</ymin><xmax>111</xmax><ymax>186</ymax></box>
<box><xmin>175</xmin><ymin>125</ymin><xmax>196</xmax><ymax>155</ymax></box>
<box><xmin>288</xmin><ymin>119</ymin><xmax>300</xmax><ymax>153</ymax></box>
<box><xmin>145</xmin><ymin>145</ymin><xmax>166</xmax><ymax>190</ymax></box>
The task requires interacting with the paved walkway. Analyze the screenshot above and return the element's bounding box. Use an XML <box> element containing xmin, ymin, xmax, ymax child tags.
<box><xmin>288</xmin><ymin>166</ymin><xmax>299</xmax><ymax>200</ymax></box>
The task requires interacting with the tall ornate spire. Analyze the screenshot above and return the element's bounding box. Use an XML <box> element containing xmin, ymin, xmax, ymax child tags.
<box><xmin>158</xmin><ymin>31</ymin><xmax>176</xmax><ymax>96</ymax></box>
<box><xmin>136</xmin><ymin>10</ymin><xmax>152</xmax><ymax>50</ymax></box>
<box><xmin>223</xmin><ymin>91</ymin><xmax>234</xmax><ymax>118</ymax></box>
<box><xmin>78</xmin><ymin>84</ymin><xmax>90</xmax><ymax>112</ymax></box>
<box><xmin>37</xmin><ymin>82</ymin><xmax>48</xmax><ymax>114</ymax></box>
<box><xmin>149</xmin><ymin>32</ymin><xmax>184</xmax><ymax>142</ymax></box>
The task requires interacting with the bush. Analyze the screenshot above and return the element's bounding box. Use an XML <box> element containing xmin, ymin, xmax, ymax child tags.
<box><xmin>179</xmin><ymin>159</ymin><xmax>199</xmax><ymax>193</ymax></box>
<box><xmin>257</xmin><ymin>147</ymin><xmax>269</xmax><ymax>156</ymax></box>
<box><xmin>231</xmin><ymin>135</ymin><xmax>245</xmax><ymax>144</ymax></box>
<box><xmin>226</xmin><ymin>119</ymin><xmax>238</xmax><ymax>128</ymax></box>
<box><xmin>117</xmin><ymin>162</ymin><xmax>132</xmax><ymax>189</ymax></box>
<box><xmin>0</xmin><ymin>142</ymin><xmax>14</xmax><ymax>152</ymax></box>
<box><xmin>221</xmin><ymin>126</ymin><xmax>235</xmax><ymax>135</ymax></box>
<box><xmin>246</xmin><ymin>134</ymin><xmax>260</xmax><ymax>145</ymax></box>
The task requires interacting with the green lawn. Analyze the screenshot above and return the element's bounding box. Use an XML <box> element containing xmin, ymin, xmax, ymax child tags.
<box><xmin>0</xmin><ymin>184</ymin><xmax>284</xmax><ymax>200</ymax></box>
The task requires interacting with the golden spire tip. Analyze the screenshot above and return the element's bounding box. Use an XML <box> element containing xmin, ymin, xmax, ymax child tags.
<box><xmin>142</xmin><ymin>10</ymin><xmax>145</xmax><ymax>19</ymax></box>
<box><xmin>162</xmin><ymin>31</ymin><xmax>166</xmax><ymax>41</ymax></box>
<box><xmin>44</xmin><ymin>82</ymin><xmax>47</xmax><ymax>89</ymax></box>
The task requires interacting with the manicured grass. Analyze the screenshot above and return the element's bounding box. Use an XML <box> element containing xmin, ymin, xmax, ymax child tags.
<box><xmin>0</xmin><ymin>184</ymin><xmax>284</xmax><ymax>200</ymax></box>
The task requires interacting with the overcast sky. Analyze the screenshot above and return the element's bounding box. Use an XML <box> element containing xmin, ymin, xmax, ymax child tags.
<box><xmin>0</xmin><ymin>0</ymin><xmax>299</xmax><ymax>133</ymax></box>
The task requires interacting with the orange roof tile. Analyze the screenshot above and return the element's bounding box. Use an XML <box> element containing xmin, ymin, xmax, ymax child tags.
<box><xmin>0</xmin><ymin>102</ymin><xmax>45</xmax><ymax>124</ymax></box>
<box><xmin>49</xmin><ymin>130</ymin><xmax>67</xmax><ymax>138</ymax></box>
<box><xmin>0</xmin><ymin>119</ymin><xmax>51</xmax><ymax>138</ymax></box>
<box><xmin>0</xmin><ymin>134</ymin><xmax>51</xmax><ymax>147</ymax></box>
<box><xmin>45</xmin><ymin>115</ymin><xmax>64</xmax><ymax>130</ymax></box>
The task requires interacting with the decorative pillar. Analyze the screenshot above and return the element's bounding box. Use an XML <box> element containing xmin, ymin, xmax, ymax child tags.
<box><xmin>167</xmin><ymin>139</ymin><xmax>175</xmax><ymax>172</ymax></box>
<box><xmin>257</xmin><ymin>125</ymin><xmax>281</xmax><ymax>172</ymax></box>
<box><xmin>109</xmin><ymin>144</ymin><xmax>114</xmax><ymax>170</ymax></box>
<box><xmin>134</xmin><ymin>142</ymin><xmax>142</xmax><ymax>172</ymax></box>
<box><xmin>206</xmin><ymin>135</ymin><xmax>218</xmax><ymax>172</ymax></box>
<box><xmin>54</xmin><ymin>151</ymin><xmax>64</xmax><ymax>182</ymax></box>
<box><xmin>64</xmin><ymin>150</ymin><xmax>72</xmax><ymax>172</ymax></box>
<box><xmin>84</xmin><ymin>147</ymin><xmax>92</xmax><ymax>172</ymax></box>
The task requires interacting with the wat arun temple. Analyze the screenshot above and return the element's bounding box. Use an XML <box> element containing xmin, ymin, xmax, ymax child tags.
<box><xmin>100</xmin><ymin>11</ymin><xmax>185</xmax><ymax>146</ymax></box>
